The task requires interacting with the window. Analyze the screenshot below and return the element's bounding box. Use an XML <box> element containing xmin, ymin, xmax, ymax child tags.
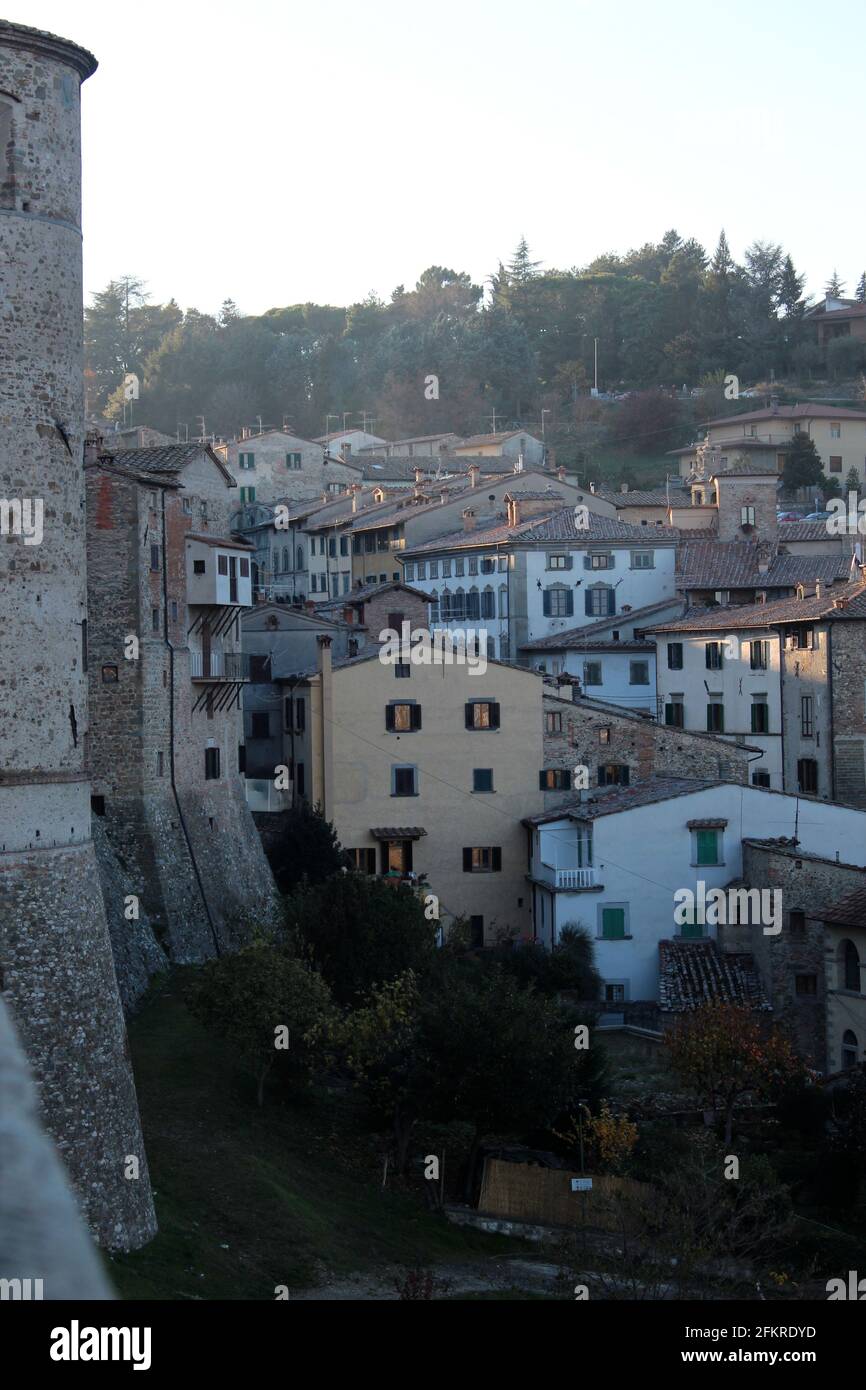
<box><xmin>480</xmin><ymin>557</ymin><xmax>495</xmax><ymax>574</ymax></box>
<box><xmin>296</xmin><ymin>763</ymin><xmax>305</xmax><ymax>797</ymax></box>
<box><xmin>843</xmin><ymin>940</ymin><xmax>861</xmax><ymax>992</ymax></box>
<box><xmin>286</xmin><ymin>451</ymin><xmax>302</xmax><ymax>470</ymax></box>
<box><xmin>740</xmin><ymin>506</ymin><xmax>755</xmax><ymax>527</ymax></box>
<box><xmin>548</xmin><ymin>553</ymin><xmax>571</xmax><ymax>570</ymax></box>
<box><xmin>182</xmin><ymin>497</ymin><xmax>192</xmax><ymax>514</ymax></box>
<box><xmin>599</xmin><ymin>727</ymin><xmax>610</xmax><ymax>744</ymax></box>
<box><xmin>842</xmin><ymin>1030</ymin><xmax>859</xmax><ymax>1069</ymax></box>
<box><xmin>347</xmin><ymin>848</ymin><xmax>377</xmax><ymax>874</ymax></box>
<box><xmin>473</xmin><ymin>768</ymin><xmax>494</xmax><ymax>793</ymax></box>
<box><xmin>631</xmin><ymin>551</ymin><xmax>654</xmax><ymax>569</ymax></box>
<box><xmin>694</xmin><ymin>829</ymin><xmax>720</xmax><ymax>866</ymax></box>
<box><xmin>392</xmin><ymin>765</ymin><xmax>418</xmax><ymax>796</ymax></box>
<box><xmin>830</xmin><ymin>422</ymin><xmax>841</xmax><ymax>440</ymax></box>
<box><xmin>470</xmin><ymin>915</ymin><xmax>484</xmax><ymax>947</ymax></box>
<box><xmin>705</xmin><ymin>642</ymin><xmax>723</xmax><ymax>669</ymax></box>
<box><xmin>294</xmin><ymin>697</ymin><xmax>305</xmax><ymax>732</ymax></box>
<box><xmin>171</xmin><ymin>601</ymin><xmax>178</xmax><ymax>622</ymax></box>
<box><xmin>604</xmin><ymin>983</ymin><xmax>626</xmax><ymax>1003</ymax></box>
<box><xmin>629</xmin><ymin>660</ymin><xmax>649</xmax><ymax>686</ymax></box>
<box><xmin>250</xmin><ymin>712</ymin><xmax>269</xmax><ymax>739</ymax></box>
<box><xmin>788</xmin><ymin>909</ymin><xmax>806</xmax><ymax>935</ymax></box>
<box><xmin>454</xmin><ymin>557</ymin><xmax>465</xmax><ymax>577</ymax></box>
<box><xmin>463</xmin><ymin>846</ymin><xmax>502</xmax><ymax>872</ymax></box>
<box><xmin>240</xmin><ymin>558</ymin><xmax>250</xmax><ymax>578</ymax></box>
<box><xmin>665</xmin><ymin>697</ymin><xmax>684</xmax><ymax>728</ymax></box>
<box><xmin>386</xmin><ymin>701</ymin><xmax>422</xmax><ymax>732</ymax></box>
<box><xmin>157</xmin><ymin>751</ymin><xmax>164</xmax><ymax>777</ymax></box>
<box><xmin>750</xmin><ymin>640</ymin><xmax>769</xmax><ymax>670</ymax></box>
<box><xmin>150</xmin><ymin>544</ymin><xmax>160</xmax><ymax>572</ymax></box>
<box><xmin>239</xmin><ymin>487</ymin><xmax>256</xmax><ymax>503</ymax></box>
<box><xmin>667</xmin><ymin>642</ymin><xmax>683</xmax><ymax>669</ymax></box>
<box><xmin>238</xmin><ymin>743</ymin><xmax>246</xmax><ymax>774</ymax></box>
<box><xmin>583</xmin><ymin>661</ymin><xmax>603</xmax><ymax>686</ymax></box>
<box><xmin>598</xmin><ymin>763</ymin><xmax>629</xmax><ymax>786</ymax></box>
<box><xmin>586</xmin><ymin>552</ymin><xmax>613</xmax><ymax>570</ymax></box>
<box><xmin>801</xmin><ymin>695</ymin><xmax>813</xmax><ymax>737</ymax></box>
<box><xmin>101</xmin><ymin>664</ymin><xmax>119</xmax><ymax>683</ymax></box>
<box><xmin>539</xmin><ymin>769</ymin><xmax>571</xmax><ymax>789</ymax></box>
<box><xmin>706</xmin><ymin>699</ymin><xmax>724</xmax><ymax>733</ymax></box>
<box><xmin>585</xmin><ymin>584</ymin><xmax>614</xmax><ymax>617</ymax></box>
<box><xmin>599</xmin><ymin>906</ymin><xmax>627</xmax><ymax>939</ymax></box>
<box><xmin>248</xmin><ymin>653</ymin><xmax>269</xmax><ymax>681</ymax></box>
<box><xmin>679</xmin><ymin>904</ymin><xmax>705</xmax><ymax>939</ymax></box>
<box><xmin>795</xmin><ymin>974</ymin><xmax>817</xmax><ymax>996</ymax></box>
<box><xmin>797</xmin><ymin>758</ymin><xmax>818</xmax><ymax>794</ymax></box>
<box><xmin>465</xmin><ymin>700</ymin><xmax>500</xmax><ymax>730</ymax></box>
<box><xmin>415</xmin><ymin>561</ymin><xmax>426</xmax><ymax>580</ymax></box>
<box><xmin>218</xmin><ymin>554</ymin><xmax>229</xmax><ymax>576</ymax></box>
<box><xmin>544</xmin><ymin>585</ymin><xmax>573</xmax><ymax>618</ymax></box>
<box><xmin>498</xmin><ymin>555</ymin><xmax>508</xmax><ymax>572</ymax></box>
<box><xmin>829</xmin><ymin>456</ymin><xmax>842</xmax><ymax>473</ymax></box>
<box><xmin>238</xmin><ymin>451</ymin><xmax>255</xmax><ymax>469</ymax></box>
<box><xmin>428</xmin><ymin>560</ymin><xmax>439</xmax><ymax>579</ymax></box>
<box><xmin>387</xmin><ymin>612</ymin><xmax>405</xmax><ymax>633</ymax></box>
<box><xmin>751</xmin><ymin>698</ymin><xmax>769</xmax><ymax>734</ymax></box>
<box><xmin>546</xmin><ymin>711</ymin><xmax>563</xmax><ymax>733</ymax></box>
<box><xmin>395</xmin><ymin>663</ymin><xmax>411</xmax><ymax>679</ymax></box>
<box><xmin>205</xmin><ymin>747</ymin><xmax>220</xmax><ymax>780</ymax></box>
<box><xmin>785</xmin><ymin>625</ymin><xmax>814</xmax><ymax>651</ymax></box>
<box><xmin>751</xmin><ymin>769</ymin><xmax>771</xmax><ymax>788</ymax></box>
<box><xmin>468</xmin><ymin>557</ymin><xmax>478</xmax><ymax>575</ymax></box>
<box><xmin>151</xmin><ymin>606</ymin><xmax>160</xmax><ymax>633</ymax></box>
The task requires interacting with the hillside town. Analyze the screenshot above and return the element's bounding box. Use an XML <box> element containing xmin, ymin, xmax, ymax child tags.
<box><xmin>2</xmin><ymin>10</ymin><xmax>866</xmax><ymax>1335</ymax></box>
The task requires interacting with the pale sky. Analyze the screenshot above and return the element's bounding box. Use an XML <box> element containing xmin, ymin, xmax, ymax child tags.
<box><xmin>19</xmin><ymin>0</ymin><xmax>866</xmax><ymax>316</ymax></box>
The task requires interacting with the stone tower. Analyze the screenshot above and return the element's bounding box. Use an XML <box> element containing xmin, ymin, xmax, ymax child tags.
<box><xmin>0</xmin><ymin>21</ymin><xmax>156</xmax><ymax>1249</ymax></box>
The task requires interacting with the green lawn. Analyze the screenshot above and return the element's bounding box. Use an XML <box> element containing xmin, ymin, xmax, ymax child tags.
<box><xmin>108</xmin><ymin>972</ymin><xmax>520</xmax><ymax>1300</ymax></box>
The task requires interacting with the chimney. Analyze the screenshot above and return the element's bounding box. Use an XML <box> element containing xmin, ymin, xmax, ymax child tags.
<box><xmin>316</xmin><ymin>636</ymin><xmax>334</xmax><ymax>818</ymax></box>
<box><xmin>414</xmin><ymin>466</ymin><xmax>425</xmax><ymax>484</ymax></box>
<box><xmin>340</xmin><ymin>442</ymin><xmax>352</xmax><ymax>460</ymax></box>
<box><xmin>557</xmin><ymin>465</ymin><xmax>566</xmax><ymax>482</ymax></box>
<box><xmin>507</xmin><ymin>497</ymin><xmax>521</xmax><ymax>527</ymax></box>
<box><xmin>462</xmin><ymin>508</ymin><xmax>476</xmax><ymax>532</ymax></box>
<box><xmin>468</xmin><ymin>463</ymin><xmax>480</xmax><ymax>488</ymax></box>
<box><xmin>796</xmin><ymin>583</ymin><xmax>806</xmax><ymax>600</ymax></box>
<box><xmin>815</xmin><ymin>580</ymin><xmax>823</xmax><ymax>600</ymax></box>
<box><xmin>84</xmin><ymin>431</ymin><xmax>104</xmax><ymax>466</ymax></box>
<box><xmin>620</xmin><ymin>483</ymin><xmax>628</xmax><ymax>494</ymax></box>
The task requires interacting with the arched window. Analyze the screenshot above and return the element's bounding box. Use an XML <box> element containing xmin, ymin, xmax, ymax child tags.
<box><xmin>842</xmin><ymin>939</ymin><xmax>861</xmax><ymax>992</ymax></box>
<box><xmin>297</xmin><ymin>545</ymin><xmax>304</xmax><ymax>571</ymax></box>
<box><xmin>282</xmin><ymin>547</ymin><xmax>289</xmax><ymax>572</ymax></box>
<box><xmin>453</xmin><ymin>588</ymin><xmax>465</xmax><ymax>622</ymax></box>
<box><xmin>481</xmin><ymin>586</ymin><xmax>495</xmax><ymax>619</ymax></box>
<box><xmin>429</xmin><ymin>589</ymin><xmax>441</xmax><ymax>622</ymax></box>
<box><xmin>440</xmin><ymin>587</ymin><xmax>452</xmax><ymax>621</ymax></box>
<box><xmin>842</xmin><ymin>1030</ymin><xmax>859</xmax><ymax>1069</ymax></box>
<box><xmin>499</xmin><ymin>585</ymin><xmax>509</xmax><ymax>618</ymax></box>
<box><xmin>466</xmin><ymin>587</ymin><xmax>480</xmax><ymax>621</ymax></box>
<box><xmin>273</xmin><ymin>549</ymin><xmax>280</xmax><ymax>574</ymax></box>
<box><xmin>251</xmin><ymin>561</ymin><xmax>260</xmax><ymax>589</ymax></box>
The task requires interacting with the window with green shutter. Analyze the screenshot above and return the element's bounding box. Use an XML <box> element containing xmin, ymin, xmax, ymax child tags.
<box><xmin>680</xmin><ymin>908</ymin><xmax>705</xmax><ymax>939</ymax></box>
<box><xmin>695</xmin><ymin>830</ymin><xmax>720</xmax><ymax>865</ymax></box>
<box><xmin>601</xmin><ymin>907</ymin><xmax>626</xmax><ymax>939</ymax></box>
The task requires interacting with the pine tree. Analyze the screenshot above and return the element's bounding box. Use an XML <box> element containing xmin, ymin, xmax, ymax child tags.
<box><xmin>709</xmin><ymin>229</ymin><xmax>734</xmax><ymax>279</ymax></box>
<box><xmin>507</xmin><ymin>237</ymin><xmax>542</xmax><ymax>284</ymax></box>
<box><xmin>825</xmin><ymin>270</ymin><xmax>846</xmax><ymax>298</ymax></box>
<box><xmin>856</xmin><ymin>273</ymin><xmax>866</xmax><ymax>303</ymax></box>
<box><xmin>778</xmin><ymin>255</ymin><xmax>806</xmax><ymax>317</ymax></box>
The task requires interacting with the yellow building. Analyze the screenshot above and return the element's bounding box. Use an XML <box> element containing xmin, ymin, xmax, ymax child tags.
<box><xmin>294</xmin><ymin>637</ymin><xmax>544</xmax><ymax>945</ymax></box>
<box><xmin>670</xmin><ymin>403</ymin><xmax>866</xmax><ymax>487</ymax></box>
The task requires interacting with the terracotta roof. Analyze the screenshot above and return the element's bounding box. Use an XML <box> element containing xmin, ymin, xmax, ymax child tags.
<box><xmin>658</xmin><ymin>939</ymin><xmax>772</xmax><ymax>1012</ymax></box>
<box><xmin>779</xmin><ymin>521</ymin><xmax>847</xmax><ymax>541</ymax></box>
<box><xmin>701</xmin><ymin>403</ymin><xmax>866</xmax><ymax>428</ymax></box>
<box><xmin>185</xmin><ymin>532</ymin><xmax>254</xmax><ymax>551</ymax></box>
<box><xmin>667</xmin><ymin>437</ymin><xmax>783</xmax><ymax>457</ymax></box>
<box><xmin>524</xmin><ymin>776</ymin><xmax>722</xmax><ymax>824</ymax></box>
<box><xmin>103</xmin><ymin>444</ymin><xmax>236</xmax><ymax>484</ymax></box>
<box><xmin>317</xmin><ymin>579</ymin><xmax>430</xmax><ymax>608</ymax></box>
<box><xmin>804</xmin><ymin>305</ymin><xmax>866</xmax><ymax>322</ymax></box>
<box><xmin>676</xmin><ymin>540</ymin><xmax>851</xmax><ymax>592</ymax></box>
<box><xmin>404</xmin><ymin>507</ymin><xmax>678</xmax><ymax>556</ymax></box>
<box><xmin>595</xmin><ymin>488</ymin><xmax>684</xmax><ymax>506</ymax></box>
<box><xmin>650</xmin><ymin>581</ymin><xmax>866</xmax><ymax>632</ymax></box>
<box><xmin>810</xmin><ymin>884</ymin><xmax>866</xmax><ymax>927</ymax></box>
<box><xmin>520</xmin><ymin>598</ymin><xmax>686</xmax><ymax>650</ymax></box>
<box><xmin>454</xmin><ymin>431</ymin><xmax>533</xmax><ymax>448</ymax></box>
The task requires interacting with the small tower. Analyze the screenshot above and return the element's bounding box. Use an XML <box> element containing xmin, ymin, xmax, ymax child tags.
<box><xmin>0</xmin><ymin>21</ymin><xmax>155</xmax><ymax>1248</ymax></box>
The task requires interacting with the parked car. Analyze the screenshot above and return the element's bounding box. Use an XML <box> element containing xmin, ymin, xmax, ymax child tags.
<box><xmin>803</xmin><ymin>510</ymin><xmax>832</xmax><ymax>521</ymax></box>
<box><xmin>777</xmin><ymin>511</ymin><xmax>803</xmax><ymax>522</ymax></box>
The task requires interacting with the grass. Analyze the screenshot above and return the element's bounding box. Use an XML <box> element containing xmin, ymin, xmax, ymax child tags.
<box><xmin>108</xmin><ymin>971</ymin><xmax>521</xmax><ymax>1300</ymax></box>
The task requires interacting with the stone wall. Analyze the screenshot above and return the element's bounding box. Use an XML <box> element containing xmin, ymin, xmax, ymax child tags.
<box><xmin>541</xmin><ymin>691</ymin><xmax>752</xmax><ymax>808</ymax></box>
<box><xmin>831</xmin><ymin>619</ymin><xmax>866</xmax><ymax>808</ymax></box>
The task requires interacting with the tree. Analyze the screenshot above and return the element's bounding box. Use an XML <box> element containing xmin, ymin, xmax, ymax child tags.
<box><xmin>824</xmin><ymin>270</ymin><xmax>846</xmax><ymax>298</ymax></box>
<box><xmin>856</xmin><ymin>273</ymin><xmax>866</xmax><ymax>304</ymax></box>
<box><xmin>266</xmin><ymin>802</ymin><xmax>344</xmax><ymax>896</ymax></box>
<box><xmin>665</xmin><ymin>1003</ymin><xmax>804</xmax><ymax>1144</ymax></box>
<box><xmin>486</xmin><ymin>924</ymin><xmax>602</xmax><ymax>998</ymax></box>
<box><xmin>286</xmin><ymin>873</ymin><xmax>439</xmax><ymax>1007</ymax></box>
<box><xmin>780</xmin><ymin>432</ymin><xmax>825</xmax><ymax>495</ymax></box>
<box><xmin>845</xmin><ymin>466</ymin><xmax>861</xmax><ymax>498</ymax></box>
<box><xmin>186</xmin><ymin>944</ymin><xmax>336</xmax><ymax>1105</ymax></box>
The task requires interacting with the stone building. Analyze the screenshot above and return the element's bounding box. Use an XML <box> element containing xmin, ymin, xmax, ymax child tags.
<box><xmin>218</xmin><ymin>429</ymin><xmax>359</xmax><ymax>507</ymax></box>
<box><xmin>539</xmin><ymin>688</ymin><xmax>756</xmax><ymax>809</ymax></box>
<box><xmin>85</xmin><ymin>447</ymin><xmax>279</xmax><ymax>963</ymax></box>
<box><xmin>813</xmin><ymin>884</ymin><xmax>866</xmax><ymax>1075</ymax></box>
<box><xmin>0</xmin><ymin>20</ymin><xmax>155</xmax><ymax>1249</ymax></box>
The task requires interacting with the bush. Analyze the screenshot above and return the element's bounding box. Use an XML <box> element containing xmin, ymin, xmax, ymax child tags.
<box><xmin>267</xmin><ymin>803</ymin><xmax>344</xmax><ymax>895</ymax></box>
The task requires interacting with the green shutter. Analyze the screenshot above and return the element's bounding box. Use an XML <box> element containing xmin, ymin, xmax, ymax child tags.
<box><xmin>696</xmin><ymin>830</ymin><xmax>718</xmax><ymax>865</ymax></box>
<box><xmin>601</xmin><ymin>908</ymin><xmax>625</xmax><ymax>939</ymax></box>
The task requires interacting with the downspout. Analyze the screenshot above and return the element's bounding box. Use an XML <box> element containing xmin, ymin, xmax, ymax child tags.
<box><xmin>161</xmin><ymin>490</ymin><xmax>221</xmax><ymax>956</ymax></box>
<box><xmin>827</xmin><ymin>624</ymin><xmax>835</xmax><ymax>801</ymax></box>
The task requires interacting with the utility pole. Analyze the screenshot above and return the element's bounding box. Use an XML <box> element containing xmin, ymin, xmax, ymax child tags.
<box><xmin>541</xmin><ymin>408</ymin><xmax>550</xmax><ymax>439</ymax></box>
<box><xmin>594</xmin><ymin>338</ymin><xmax>599</xmax><ymax>395</ymax></box>
<box><xmin>489</xmin><ymin>407</ymin><xmax>498</xmax><ymax>434</ymax></box>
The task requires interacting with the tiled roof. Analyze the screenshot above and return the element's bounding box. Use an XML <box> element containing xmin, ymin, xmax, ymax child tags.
<box><xmin>711</xmin><ymin>459</ymin><xmax>783</xmax><ymax>477</ymax></box>
<box><xmin>317</xmin><ymin>579</ymin><xmax>430</xmax><ymax>608</ymax></box>
<box><xmin>524</xmin><ymin>776</ymin><xmax>721</xmax><ymax>824</ymax></box>
<box><xmin>701</xmin><ymin>403</ymin><xmax>866</xmax><ymax>427</ymax></box>
<box><xmin>520</xmin><ymin>598</ymin><xmax>686</xmax><ymax>650</ymax></box>
<box><xmin>650</xmin><ymin>581</ymin><xmax>866</xmax><ymax>632</ymax></box>
<box><xmin>369</xmin><ymin>827</ymin><xmax>427</xmax><ymax>840</ymax></box>
<box><xmin>779</xmin><ymin>521</ymin><xmax>846</xmax><ymax>541</ymax></box>
<box><xmin>102</xmin><ymin>444</ymin><xmax>232</xmax><ymax>478</ymax></box>
<box><xmin>812</xmin><ymin>884</ymin><xmax>866</xmax><ymax>926</ymax></box>
<box><xmin>454</xmin><ymin>430</ymin><xmax>530</xmax><ymax>448</ymax></box>
<box><xmin>404</xmin><ymin>507</ymin><xmax>678</xmax><ymax>556</ymax></box>
<box><xmin>667</xmin><ymin>437</ymin><xmax>782</xmax><ymax>457</ymax></box>
<box><xmin>658</xmin><ymin>939</ymin><xmax>772</xmax><ymax>1012</ymax></box>
<box><xmin>676</xmin><ymin>540</ymin><xmax>850</xmax><ymax>591</ymax></box>
<box><xmin>505</xmin><ymin>488</ymin><xmax>569</xmax><ymax>501</ymax></box>
<box><xmin>595</xmin><ymin>488</ymin><xmax>683</xmax><ymax>506</ymax></box>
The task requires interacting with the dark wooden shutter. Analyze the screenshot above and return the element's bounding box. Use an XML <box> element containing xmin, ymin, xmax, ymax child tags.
<box><xmin>492</xmin><ymin>847</ymin><xmax>502</xmax><ymax>871</ymax></box>
<box><xmin>411</xmin><ymin>705</ymin><xmax>422</xmax><ymax>730</ymax></box>
<box><xmin>463</xmin><ymin>848</ymin><xmax>472</xmax><ymax>872</ymax></box>
<box><xmin>465</xmin><ymin>702</ymin><xmax>474</xmax><ymax>728</ymax></box>
<box><xmin>585</xmin><ymin>590</ymin><xmax>593</xmax><ymax>615</ymax></box>
<box><xmin>385</xmin><ymin>705</ymin><xmax>395</xmax><ymax>731</ymax></box>
<box><xmin>542</xmin><ymin>589</ymin><xmax>551</xmax><ymax>616</ymax></box>
<box><xmin>564</xmin><ymin>591</ymin><xmax>574</xmax><ymax>616</ymax></box>
<box><xmin>606</xmin><ymin>588</ymin><xmax>616</xmax><ymax>614</ymax></box>
<box><xmin>539</xmin><ymin>771</ymin><xmax>547</xmax><ymax>789</ymax></box>
<box><xmin>490</xmin><ymin>702</ymin><xmax>500</xmax><ymax>729</ymax></box>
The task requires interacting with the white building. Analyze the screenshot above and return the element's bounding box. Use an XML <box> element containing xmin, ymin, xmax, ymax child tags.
<box><xmin>401</xmin><ymin>501</ymin><xmax>678</xmax><ymax>662</ymax></box>
<box><xmin>314</xmin><ymin>429</ymin><xmax>390</xmax><ymax>459</ymax></box>
<box><xmin>525</xmin><ymin>779</ymin><xmax>866</xmax><ymax>1002</ymax></box>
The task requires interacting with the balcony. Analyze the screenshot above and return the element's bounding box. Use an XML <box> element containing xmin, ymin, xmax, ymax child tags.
<box><xmin>190</xmin><ymin>651</ymin><xmax>249</xmax><ymax>681</ymax></box>
<box><xmin>555</xmin><ymin>868</ymin><xmax>598</xmax><ymax>889</ymax></box>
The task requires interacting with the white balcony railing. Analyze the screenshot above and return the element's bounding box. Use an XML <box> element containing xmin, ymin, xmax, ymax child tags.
<box><xmin>555</xmin><ymin>867</ymin><xmax>597</xmax><ymax>889</ymax></box>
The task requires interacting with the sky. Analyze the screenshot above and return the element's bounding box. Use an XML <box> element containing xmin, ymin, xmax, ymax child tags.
<box><xmin>19</xmin><ymin>0</ymin><xmax>866</xmax><ymax>316</ymax></box>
